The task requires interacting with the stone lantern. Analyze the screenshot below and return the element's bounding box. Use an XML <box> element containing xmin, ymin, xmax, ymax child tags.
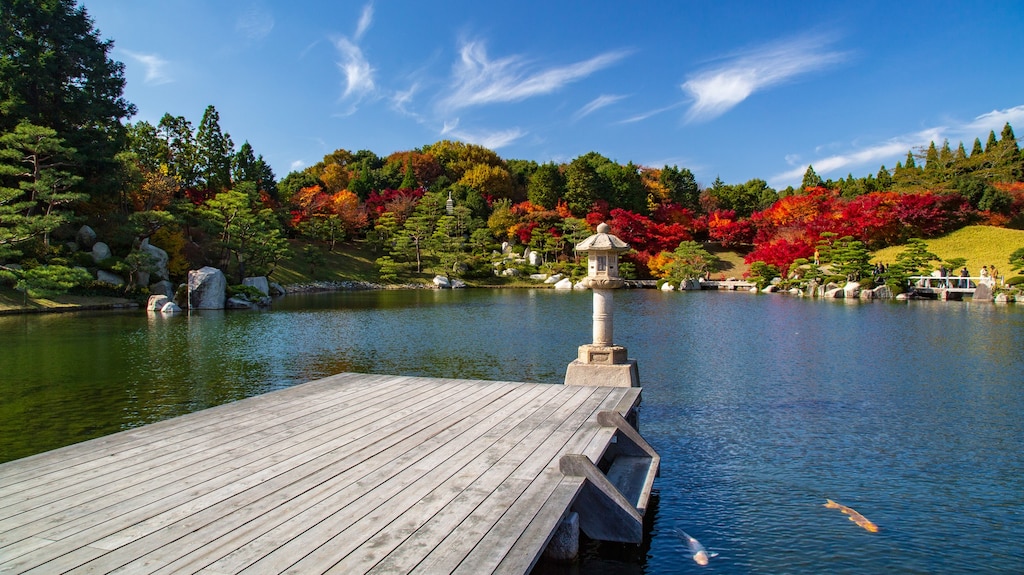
<box><xmin>564</xmin><ymin>223</ymin><xmax>639</xmax><ymax>387</ymax></box>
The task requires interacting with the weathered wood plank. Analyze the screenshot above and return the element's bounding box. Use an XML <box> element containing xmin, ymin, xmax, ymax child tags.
<box><xmin>0</xmin><ymin>375</ymin><xmax>438</xmax><ymax>550</ymax></box>
<box><xmin>0</xmin><ymin>373</ymin><xmax>650</xmax><ymax>575</ymax></box>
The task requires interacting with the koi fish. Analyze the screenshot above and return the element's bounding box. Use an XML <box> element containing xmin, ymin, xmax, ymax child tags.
<box><xmin>825</xmin><ymin>499</ymin><xmax>879</xmax><ymax>533</ymax></box>
<box><xmin>674</xmin><ymin>529</ymin><xmax>718</xmax><ymax>565</ymax></box>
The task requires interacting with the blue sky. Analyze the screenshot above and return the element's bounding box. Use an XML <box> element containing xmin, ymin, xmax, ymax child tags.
<box><xmin>83</xmin><ymin>1</ymin><xmax>1024</xmax><ymax>190</ymax></box>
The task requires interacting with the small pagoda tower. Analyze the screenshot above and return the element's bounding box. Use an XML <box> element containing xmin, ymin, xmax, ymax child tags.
<box><xmin>564</xmin><ymin>223</ymin><xmax>639</xmax><ymax>387</ymax></box>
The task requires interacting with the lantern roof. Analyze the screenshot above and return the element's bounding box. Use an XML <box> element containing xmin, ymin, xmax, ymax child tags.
<box><xmin>576</xmin><ymin>222</ymin><xmax>630</xmax><ymax>253</ymax></box>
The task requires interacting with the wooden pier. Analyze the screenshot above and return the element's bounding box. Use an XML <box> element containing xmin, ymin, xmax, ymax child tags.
<box><xmin>0</xmin><ymin>373</ymin><xmax>657</xmax><ymax>574</ymax></box>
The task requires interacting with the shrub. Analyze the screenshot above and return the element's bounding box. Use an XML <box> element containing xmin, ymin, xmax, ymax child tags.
<box><xmin>227</xmin><ymin>284</ymin><xmax>266</xmax><ymax>302</ymax></box>
<box><xmin>1005</xmin><ymin>275</ymin><xmax>1024</xmax><ymax>287</ymax></box>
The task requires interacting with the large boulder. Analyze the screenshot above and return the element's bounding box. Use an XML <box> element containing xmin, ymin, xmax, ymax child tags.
<box><xmin>160</xmin><ymin>301</ymin><xmax>182</xmax><ymax>314</ymax></box>
<box><xmin>871</xmin><ymin>285</ymin><xmax>893</xmax><ymax>299</ymax></box>
<box><xmin>269</xmin><ymin>282</ymin><xmax>286</xmax><ymax>296</ymax></box>
<box><xmin>243</xmin><ymin>276</ymin><xmax>270</xmax><ymax>296</ymax></box>
<box><xmin>972</xmin><ymin>283</ymin><xmax>993</xmax><ymax>302</ymax></box>
<box><xmin>433</xmin><ymin>275</ymin><xmax>451</xmax><ymax>288</ymax></box>
<box><xmin>149</xmin><ymin>280</ymin><xmax>175</xmax><ymax>298</ymax></box>
<box><xmin>843</xmin><ymin>281</ymin><xmax>861</xmax><ymax>299</ymax></box>
<box><xmin>824</xmin><ymin>287</ymin><xmax>844</xmax><ymax>298</ymax></box>
<box><xmin>76</xmin><ymin>225</ymin><xmax>97</xmax><ymax>249</ymax></box>
<box><xmin>146</xmin><ymin>295</ymin><xmax>170</xmax><ymax>311</ymax></box>
<box><xmin>91</xmin><ymin>241</ymin><xmax>112</xmax><ymax>263</ymax></box>
<box><xmin>188</xmin><ymin>266</ymin><xmax>227</xmax><ymax>309</ymax></box>
<box><xmin>140</xmin><ymin>239</ymin><xmax>169</xmax><ymax>281</ymax></box>
<box><xmin>544</xmin><ymin>274</ymin><xmax>564</xmax><ymax>284</ymax></box>
<box><xmin>660</xmin><ymin>281</ymin><xmax>675</xmax><ymax>291</ymax></box>
<box><xmin>528</xmin><ymin>250</ymin><xmax>542</xmax><ymax>266</ymax></box>
<box><xmin>96</xmin><ymin>269</ymin><xmax>124</xmax><ymax>286</ymax></box>
<box><xmin>226</xmin><ymin>297</ymin><xmax>255</xmax><ymax>309</ymax></box>
<box><xmin>553</xmin><ymin>278</ymin><xmax>573</xmax><ymax>290</ymax></box>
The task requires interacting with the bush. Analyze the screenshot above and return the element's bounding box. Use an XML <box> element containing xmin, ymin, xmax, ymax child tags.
<box><xmin>1005</xmin><ymin>275</ymin><xmax>1024</xmax><ymax>287</ymax></box>
<box><xmin>227</xmin><ymin>284</ymin><xmax>266</xmax><ymax>302</ymax></box>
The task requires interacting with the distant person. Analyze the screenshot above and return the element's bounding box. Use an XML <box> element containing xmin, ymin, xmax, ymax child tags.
<box><xmin>990</xmin><ymin>265</ymin><xmax>1000</xmax><ymax>286</ymax></box>
<box><xmin>813</xmin><ymin>249</ymin><xmax>820</xmax><ymax>266</ymax></box>
<box><xmin>960</xmin><ymin>267</ymin><xmax>969</xmax><ymax>288</ymax></box>
<box><xmin>980</xmin><ymin>266</ymin><xmax>990</xmax><ymax>287</ymax></box>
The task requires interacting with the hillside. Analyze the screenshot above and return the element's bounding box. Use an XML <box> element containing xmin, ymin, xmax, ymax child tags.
<box><xmin>871</xmin><ymin>226</ymin><xmax>1024</xmax><ymax>275</ymax></box>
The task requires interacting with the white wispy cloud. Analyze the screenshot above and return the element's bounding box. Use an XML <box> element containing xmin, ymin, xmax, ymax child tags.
<box><xmin>122</xmin><ymin>50</ymin><xmax>173</xmax><ymax>85</ymax></box>
<box><xmin>682</xmin><ymin>35</ymin><xmax>848</xmax><ymax>123</ymax></box>
<box><xmin>573</xmin><ymin>94</ymin><xmax>627</xmax><ymax>121</ymax></box>
<box><xmin>355</xmin><ymin>3</ymin><xmax>373</xmax><ymax>41</ymax></box>
<box><xmin>618</xmin><ymin>101</ymin><xmax>686</xmax><ymax>124</ymax></box>
<box><xmin>334</xmin><ymin>3</ymin><xmax>376</xmax><ymax>105</ymax></box>
<box><xmin>236</xmin><ymin>5</ymin><xmax>274</xmax><ymax>41</ymax></box>
<box><xmin>771</xmin><ymin>104</ymin><xmax>1024</xmax><ymax>187</ymax></box>
<box><xmin>441</xmin><ymin>118</ymin><xmax>524</xmax><ymax>150</ymax></box>
<box><xmin>439</xmin><ymin>40</ymin><xmax>629</xmax><ymax>112</ymax></box>
<box><xmin>962</xmin><ymin>105</ymin><xmax>1024</xmax><ymax>138</ymax></box>
<box><xmin>290</xmin><ymin>160</ymin><xmax>306</xmax><ymax>171</ymax></box>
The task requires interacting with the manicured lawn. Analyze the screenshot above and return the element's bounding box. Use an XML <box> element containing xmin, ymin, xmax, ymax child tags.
<box><xmin>871</xmin><ymin>225</ymin><xmax>1024</xmax><ymax>276</ymax></box>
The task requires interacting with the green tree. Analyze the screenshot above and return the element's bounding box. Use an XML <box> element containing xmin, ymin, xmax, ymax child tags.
<box><xmin>801</xmin><ymin>165</ymin><xmax>822</xmax><ymax>190</ymax></box>
<box><xmin>0</xmin><ymin>122</ymin><xmax>84</xmax><ymax>254</ymax></box>
<box><xmin>829</xmin><ymin>236</ymin><xmax>872</xmax><ymax>281</ymax></box>
<box><xmin>1009</xmin><ymin>247</ymin><xmax>1024</xmax><ymax>273</ymax></box>
<box><xmin>198</xmin><ymin>186</ymin><xmax>288</xmax><ymax>281</ymax></box>
<box><xmin>527</xmin><ymin>162</ymin><xmax>565</xmax><ymax>209</ymax></box>
<box><xmin>659</xmin><ymin>165</ymin><xmax>700</xmax><ymax>212</ymax></box>
<box><xmin>663</xmin><ymin>241</ymin><xmax>719</xmax><ymax>282</ymax></box>
<box><xmin>195</xmin><ymin>105</ymin><xmax>234</xmax><ymax>192</ymax></box>
<box><xmin>0</xmin><ymin>0</ymin><xmax>135</xmax><ymax>205</ymax></box>
<box><xmin>157</xmin><ymin>114</ymin><xmax>200</xmax><ymax>190</ymax></box>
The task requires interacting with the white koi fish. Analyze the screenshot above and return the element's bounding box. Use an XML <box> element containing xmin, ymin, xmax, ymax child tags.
<box><xmin>674</xmin><ymin>529</ymin><xmax>718</xmax><ymax>565</ymax></box>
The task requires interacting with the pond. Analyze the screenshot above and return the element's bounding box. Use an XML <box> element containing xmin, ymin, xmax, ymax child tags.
<box><xmin>2</xmin><ymin>289</ymin><xmax>1023</xmax><ymax>573</ymax></box>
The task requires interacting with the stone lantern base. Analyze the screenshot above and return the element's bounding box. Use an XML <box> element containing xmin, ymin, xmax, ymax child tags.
<box><xmin>564</xmin><ymin>344</ymin><xmax>639</xmax><ymax>388</ymax></box>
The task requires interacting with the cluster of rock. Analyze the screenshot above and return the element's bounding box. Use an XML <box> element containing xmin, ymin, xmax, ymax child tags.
<box><xmin>75</xmin><ymin>225</ymin><xmax>175</xmax><ymax>298</ymax></box>
<box><xmin>432</xmin><ymin>276</ymin><xmax>467</xmax><ymax>289</ymax></box>
<box><xmin>492</xmin><ymin>243</ymin><xmax>545</xmax><ymax>277</ymax></box>
<box><xmin>146</xmin><ymin>266</ymin><xmax>286</xmax><ymax>314</ymax></box>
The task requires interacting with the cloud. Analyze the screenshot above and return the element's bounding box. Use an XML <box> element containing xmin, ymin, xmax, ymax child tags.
<box><xmin>770</xmin><ymin>127</ymin><xmax>945</xmax><ymax>187</ymax></box>
<box><xmin>770</xmin><ymin>104</ymin><xmax>1024</xmax><ymax>187</ymax></box>
<box><xmin>961</xmin><ymin>105</ymin><xmax>1024</xmax><ymax>137</ymax></box>
<box><xmin>236</xmin><ymin>5</ymin><xmax>274</xmax><ymax>41</ymax></box>
<box><xmin>334</xmin><ymin>4</ymin><xmax>377</xmax><ymax>104</ymax></box>
<box><xmin>355</xmin><ymin>3</ymin><xmax>373</xmax><ymax>41</ymax></box>
<box><xmin>290</xmin><ymin>160</ymin><xmax>306</xmax><ymax>171</ymax></box>
<box><xmin>682</xmin><ymin>35</ymin><xmax>848</xmax><ymax>123</ymax></box>
<box><xmin>573</xmin><ymin>94</ymin><xmax>627</xmax><ymax>121</ymax></box>
<box><xmin>335</xmin><ymin>38</ymin><xmax>375</xmax><ymax>99</ymax></box>
<box><xmin>439</xmin><ymin>40</ymin><xmax>629</xmax><ymax>112</ymax></box>
<box><xmin>122</xmin><ymin>50</ymin><xmax>172</xmax><ymax>85</ymax></box>
<box><xmin>618</xmin><ymin>101</ymin><xmax>686</xmax><ymax>124</ymax></box>
<box><xmin>441</xmin><ymin>118</ymin><xmax>524</xmax><ymax>150</ymax></box>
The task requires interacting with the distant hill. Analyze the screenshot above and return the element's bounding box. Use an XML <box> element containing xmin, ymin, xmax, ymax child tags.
<box><xmin>871</xmin><ymin>225</ymin><xmax>1024</xmax><ymax>276</ymax></box>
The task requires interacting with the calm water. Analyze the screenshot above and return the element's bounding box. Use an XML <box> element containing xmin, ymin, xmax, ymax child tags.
<box><xmin>2</xmin><ymin>290</ymin><xmax>1023</xmax><ymax>573</ymax></box>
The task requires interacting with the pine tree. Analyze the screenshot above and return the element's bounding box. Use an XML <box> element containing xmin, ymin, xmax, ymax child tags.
<box><xmin>195</xmin><ymin>105</ymin><xmax>234</xmax><ymax>192</ymax></box>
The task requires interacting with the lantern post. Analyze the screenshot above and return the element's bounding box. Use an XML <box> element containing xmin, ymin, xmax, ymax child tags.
<box><xmin>564</xmin><ymin>223</ymin><xmax>639</xmax><ymax>388</ymax></box>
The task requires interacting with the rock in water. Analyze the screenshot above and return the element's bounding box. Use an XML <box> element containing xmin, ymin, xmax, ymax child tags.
<box><xmin>188</xmin><ymin>266</ymin><xmax>227</xmax><ymax>309</ymax></box>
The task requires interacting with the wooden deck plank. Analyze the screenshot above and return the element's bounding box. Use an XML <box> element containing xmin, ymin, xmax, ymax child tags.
<box><xmin>323</xmin><ymin>386</ymin><xmax>600</xmax><ymax>575</ymax></box>
<box><xmin>127</xmin><ymin>381</ymin><xmax>532</xmax><ymax>575</ymax></box>
<box><xmin>0</xmin><ymin>375</ymin><xmax>439</xmax><ymax>549</ymax></box>
<box><xmin>50</xmin><ymin>380</ymin><xmax>506</xmax><ymax>575</ymax></box>
<box><xmin>0</xmin><ymin>373</ymin><xmax>387</xmax><ymax>489</ymax></box>
<box><xmin>0</xmin><ymin>377</ymin><xmax>460</xmax><ymax>572</ymax></box>
<box><xmin>0</xmin><ymin>373</ymin><xmax>404</xmax><ymax>508</ymax></box>
<box><xmin>408</xmin><ymin>389</ymin><xmax>619</xmax><ymax>575</ymax></box>
<box><xmin>0</xmin><ymin>373</ymin><xmax>650</xmax><ymax>575</ymax></box>
<box><xmin>227</xmin><ymin>382</ymin><xmax>561</xmax><ymax>574</ymax></box>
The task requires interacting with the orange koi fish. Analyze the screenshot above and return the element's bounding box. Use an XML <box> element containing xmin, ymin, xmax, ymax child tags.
<box><xmin>825</xmin><ymin>498</ymin><xmax>879</xmax><ymax>533</ymax></box>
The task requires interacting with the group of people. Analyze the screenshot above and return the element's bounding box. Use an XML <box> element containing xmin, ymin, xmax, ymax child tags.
<box><xmin>934</xmin><ymin>265</ymin><xmax>1001</xmax><ymax>288</ymax></box>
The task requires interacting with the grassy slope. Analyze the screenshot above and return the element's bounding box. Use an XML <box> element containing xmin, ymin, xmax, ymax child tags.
<box><xmin>270</xmin><ymin>239</ymin><xmax>387</xmax><ymax>285</ymax></box>
<box><xmin>871</xmin><ymin>225</ymin><xmax>1024</xmax><ymax>275</ymax></box>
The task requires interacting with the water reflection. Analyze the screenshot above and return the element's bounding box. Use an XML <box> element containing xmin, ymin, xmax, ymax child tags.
<box><xmin>2</xmin><ymin>291</ymin><xmax>1023</xmax><ymax>573</ymax></box>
